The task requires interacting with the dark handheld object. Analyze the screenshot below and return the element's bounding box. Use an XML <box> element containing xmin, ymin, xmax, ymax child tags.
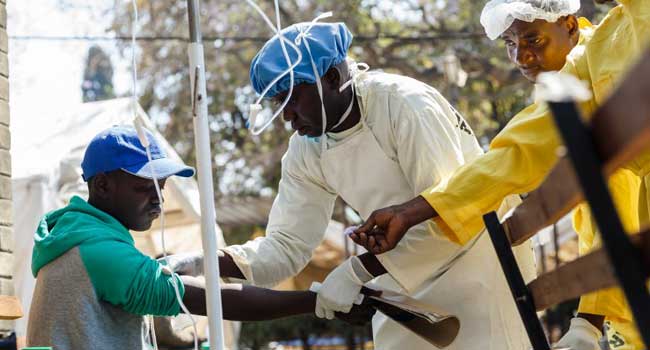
<box><xmin>361</xmin><ymin>287</ymin><xmax>460</xmax><ymax>348</ymax></box>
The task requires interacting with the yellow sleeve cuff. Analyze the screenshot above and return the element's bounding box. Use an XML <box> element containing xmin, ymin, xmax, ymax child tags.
<box><xmin>421</xmin><ymin>189</ymin><xmax>484</xmax><ymax>246</ymax></box>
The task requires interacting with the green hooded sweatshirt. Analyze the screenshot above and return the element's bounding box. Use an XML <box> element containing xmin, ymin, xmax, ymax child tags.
<box><xmin>32</xmin><ymin>195</ymin><xmax>184</xmax><ymax>316</ymax></box>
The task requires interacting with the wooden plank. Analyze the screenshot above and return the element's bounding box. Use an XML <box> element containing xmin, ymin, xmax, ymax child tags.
<box><xmin>506</xmin><ymin>157</ymin><xmax>582</xmax><ymax>245</ymax></box>
<box><xmin>529</xmin><ymin>249</ymin><xmax>615</xmax><ymax>311</ymax></box>
<box><xmin>591</xmin><ymin>49</ymin><xmax>650</xmax><ymax>175</ymax></box>
<box><xmin>506</xmin><ymin>49</ymin><xmax>650</xmax><ymax>246</ymax></box>
<box><xmin>0</xmin><ymin>295</ymin><xmax>23</xmax><ymax>320</ymax></box>
<box><xmin>529</xmin><ymin>229</ymin><xmax>650</xmax><ymax>311</ymax></box>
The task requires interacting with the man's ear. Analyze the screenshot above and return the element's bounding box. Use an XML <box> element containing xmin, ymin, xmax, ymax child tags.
<box><xmin>323</xmin><ymin>66</ymin><xmax>342</xmax><ymax>92</ymax></box>
<box><xmin>90</xmin><ymin>173</ymin><xmax>113</xmax><ymax>200</ymax></box>
<box><xmin>565</xmin><ymin>15</ymin><xmax>580</xmax><ymax>42</ymax></box>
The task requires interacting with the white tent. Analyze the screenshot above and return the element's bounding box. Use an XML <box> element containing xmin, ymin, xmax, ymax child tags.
<box><xmin>11</xmin><ymin>98</ymin><xmax>238</xmax><ymax>347</ymax></box>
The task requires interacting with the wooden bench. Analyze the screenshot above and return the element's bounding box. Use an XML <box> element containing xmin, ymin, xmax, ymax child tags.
<box><xmin>483</xmin><ymin>49</ymin><xmax>650</xmax><ymax>349</ymax></box>
<box><xmin>0</xmin><ymin>295</ymin><xmax>23</xmax><ymax>320</ymax></box>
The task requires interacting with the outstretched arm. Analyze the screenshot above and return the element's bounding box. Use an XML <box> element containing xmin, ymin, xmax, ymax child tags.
<box><xmin>180</xmin><ymin>276</ymin><xmax>375</xmax><ymax>323</ymax></box>
<box><xmin>219</xmin><ymin>138</ymin><xmax>338</xmax><ymax>287</ymax></box>
<box><xmin>354</xmin><ymin>101</ymin><xmax>565</xmax><ymax>253</ymax></box>
<box><xmin>181</xmin><ymin>276</ymin><xmax>314</xmax><ymax>321</ymax></box>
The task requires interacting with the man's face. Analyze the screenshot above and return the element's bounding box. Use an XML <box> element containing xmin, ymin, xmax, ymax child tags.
<box><xmin>274</xmin><ymin>83</ymin><xmax>326</xmax><ymax>137</ymax></box>
<box><xmin>105</xmin><ymin>171</ymin><xmax>166</xmax><ymax>231</ymax></box>
<box><xmin>501</xmin><ymin>16</ymin><xmax>579</xmax><ymax>82</ymax></box>
<box><xmin>272</xmin><ymin>67</ymin><xmax>348</xmax><ymax>137</ymax></box>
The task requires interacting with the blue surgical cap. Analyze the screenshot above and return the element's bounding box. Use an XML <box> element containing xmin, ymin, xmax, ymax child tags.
<box><xmin>249</xmin><ymin>22</ymin><xmax>353</xmax><ymax>98</ymax></box>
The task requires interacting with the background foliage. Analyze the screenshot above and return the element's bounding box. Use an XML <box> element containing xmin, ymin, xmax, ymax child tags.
<box><xmin>108</xmin><ymin>1</ymin><xmax>613</xmax><ymax>348</ymax></box>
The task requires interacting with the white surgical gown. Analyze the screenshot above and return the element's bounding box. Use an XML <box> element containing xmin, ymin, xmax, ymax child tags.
<box><xmin>223</xmin><ymin>72</ymin><xmax>536</xmax><ymax>349</ymax></box>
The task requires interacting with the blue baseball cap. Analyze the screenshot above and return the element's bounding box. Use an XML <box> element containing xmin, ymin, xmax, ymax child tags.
<box><xmin>249</xmin><ymin>22</ymin><xmax>353</xmax><ymax>98</ymax></box>
<box><xmin>81</xmin><ymin>125</ymin><xmax>195</xmax><ymax>181</ymax></box>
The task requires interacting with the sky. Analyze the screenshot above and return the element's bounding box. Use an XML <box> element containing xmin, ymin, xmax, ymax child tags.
<box><xmin>8</xmin><ymin>0</ymin><xmax>132</xmax><ymax>159</ymax></box>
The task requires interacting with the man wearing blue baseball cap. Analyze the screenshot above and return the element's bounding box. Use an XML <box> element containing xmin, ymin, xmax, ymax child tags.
<box><xmin>26</xmin><ymin>126</ymin><xmax>375</xmax><ymax>349</ymax></box>
<box><xmin>171</xmin><ymin>21</ymin><xmax>536</xmax><ymax>349</ymax></box>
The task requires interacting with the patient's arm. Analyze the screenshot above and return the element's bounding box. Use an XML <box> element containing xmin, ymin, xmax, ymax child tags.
<box><xmin>180</xmin><ymin>276</ymin><xmax>375</xmax><ymax>323</ymax></box>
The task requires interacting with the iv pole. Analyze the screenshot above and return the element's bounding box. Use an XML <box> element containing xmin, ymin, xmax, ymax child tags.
<box><xmin>187</xmin><ymin>1</ymin><xmax>226</xmax><ymax>349</ymax></box>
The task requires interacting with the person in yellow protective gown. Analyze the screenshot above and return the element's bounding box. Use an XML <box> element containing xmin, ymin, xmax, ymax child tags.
<box><xmin>351</xmin><ymin>1</ymin><xmax>650</xmax><ymax>349</ymax></box>
<box><xmin>484</xmin><ymin>1</ymin><xmax>643</xmax><ymax>348</ymax></box>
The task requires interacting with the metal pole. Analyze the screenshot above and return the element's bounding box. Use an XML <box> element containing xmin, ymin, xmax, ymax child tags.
<box><xmin>484</xmin><ymin>212</ymin><xmax>551</xmax><ymax>350</ymax></box>
<box><xmin>187</xmin><ymin>1</ymin><xmax>226</xmax><ymax>349</ymax></box>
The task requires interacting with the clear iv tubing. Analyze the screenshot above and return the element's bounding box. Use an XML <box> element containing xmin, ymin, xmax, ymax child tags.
<box><xmin>132</xmin><ymin>0</ymin><xmax>332</xmax><ymax>347</ymax></box>
<box><xmin>246</xmin><ymin>7</ymin><xmax>334</xmax><ymax>137</ymax></box>
<box><xmin>298</xmin><ymin>34</ymin><xmax>328</xmax><ymax>154</ymax></box>
<box><xmin>130</xmin><ymin>1</ymin><xmax>200</xmax><ymax>349</ymax></box>
<box><xmin>245</xmin><ymin>0</ymin><xmax>303</xmax><ymax>135</ymax></box>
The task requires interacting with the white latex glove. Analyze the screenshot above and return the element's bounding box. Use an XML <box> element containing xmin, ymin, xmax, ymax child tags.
<box><xmin>556</xmin><ymin>317</ymin><xmax>603</xmax><ymax>350</ymax></box>
<box><xmin>159</xmin><ymin>250</ymin><xmax>224</xmax><ymax>276</ymax></box>
<box><xmin>312</xmin><ymin>256</ymin><xmax>374</xmax><ymax>320</ymax></box>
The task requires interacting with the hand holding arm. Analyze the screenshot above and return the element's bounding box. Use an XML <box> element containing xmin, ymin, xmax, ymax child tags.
<box><xmin>161</xmin><ymin>250</ymin><xmax>245</xmax><ymax>280</ymax></box>
<box><xmin>313</xmin><ymin>255</ymin><xmax>378</xmax><ymax>319</ymax></box>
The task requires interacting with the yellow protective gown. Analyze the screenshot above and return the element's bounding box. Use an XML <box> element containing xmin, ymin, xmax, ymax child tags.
<box><xmin>421</xmin><ymin>1</ymin><xmax>649</xmax><ymax>348</ymax></box>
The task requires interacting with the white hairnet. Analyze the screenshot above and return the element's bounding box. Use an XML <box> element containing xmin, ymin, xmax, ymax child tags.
<box><xmin>480</xmin><ymin>0</ymin><xmax>581</xmax><ymax>40</ymax></box>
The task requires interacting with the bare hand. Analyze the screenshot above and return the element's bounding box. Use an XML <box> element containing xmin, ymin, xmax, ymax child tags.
<box><xmin>349</xmin><ymin>206</ymin><xmax>411</xmax><ymax>254</ymax></box>
<box><xmin>349</xmin><ymin>196</ymin><xmax>436</xmax><ymax>254</ymax></box>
